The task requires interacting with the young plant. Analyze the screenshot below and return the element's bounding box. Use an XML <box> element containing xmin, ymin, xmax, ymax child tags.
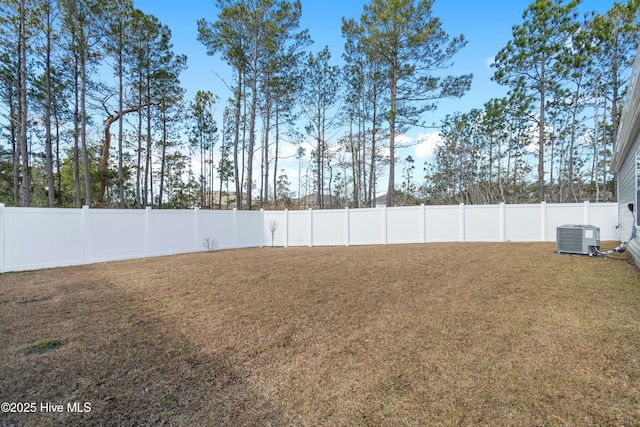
<box><xmin>203</xmin><ymin>237</ymin><xmax>218</xmax><ymax>252</ymax></box>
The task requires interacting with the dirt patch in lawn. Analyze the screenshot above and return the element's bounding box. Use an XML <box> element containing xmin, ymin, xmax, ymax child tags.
<box><xmin>1</xmin><ymin>242</ymin><xmax>639</xmax><ymax>426</ymax></box>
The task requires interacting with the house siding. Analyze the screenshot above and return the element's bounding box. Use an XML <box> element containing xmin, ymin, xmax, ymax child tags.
<box><xmin>613</xmin><ymin>45</ymin><xmax>640</xmax><ymax>267</ymax></box>
<box><xmin>616</xmin><ymin>133</ymin><xmax>640</xmax><ymax>266</ymax></box>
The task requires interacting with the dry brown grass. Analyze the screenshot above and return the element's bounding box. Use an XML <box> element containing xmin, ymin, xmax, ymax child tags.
<box><xmin>1</xmin><ymin>242</ymin><xmax>640</xmax><ymax>426</ymax></box>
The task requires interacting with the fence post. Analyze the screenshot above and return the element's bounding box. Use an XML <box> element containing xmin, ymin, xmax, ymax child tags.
<box><xmin>382</xmin><ymin>206</ymin><xmax>388</xmax><ymax>244</ymax></box>
<box><xmin>584</xmin><ymin>200</ymin><xmax>590</xmax><ymax>224</ymax></box>
<box><xmin>309</xmin><ymin>208</ymin><xmax>313</xmax><ymax>247</ymax></box>
<box><xmin>145</xmin><ymin>206</ymin><xmax>152</xmax><ymax>256</ymax></box>
<box><xmin>420</xmin><ymin>203</ymin><xmax>427</xmax><ymax>243</ymax></box>
<box><xmin>541</xmin><ymin>202</ymin><xmax>547</xmax><ymax>241</ymax></box>
<box><xmin>260</xmin><ymin>209</ymin><xmax>264</xmax><ymax>248</ymax></box>
<box><xmin>285</xmin><ymin>209</ymin><xmax>289</xmax><ymax>248</ymax></box>
<box><xmin>0</xmin><ymin>203</ymin><xmax>4</xmax><ymax>273</ymax></box>
<box><xmin>233</xmin><ymin>208</ymin><xmax>237</xmax><ymax>248</ymax></box>
<box><xmin>194</xmin><ymin>207</ymin><xmax>200</xmax><ymax>252</ymax></box>
<box><xmin>459</xmin><ymin>203</ymin><xmax>465</xmax><ymax>242</ymax></box>
<box><xmin>82</xmin><ymin>205</ymin><xmax>90</xmax><ymax>264</ymax></box>
<box><xmin>345</xmin><ymin>207</ymin><xmax>350</xmax><ymax>246</ymax></box>
<box><xmin>500</xmin><ymin>202</ymin><xmax>506</xmax><ymax>242</ymax></box>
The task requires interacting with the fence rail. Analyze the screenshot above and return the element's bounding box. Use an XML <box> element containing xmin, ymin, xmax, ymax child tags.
<box><xmin>0</xmin><ymin>202</ymin><xmax>619</xmax><ymax>273</ymax></box>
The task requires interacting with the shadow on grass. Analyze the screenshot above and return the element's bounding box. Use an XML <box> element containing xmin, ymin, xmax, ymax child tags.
<box><xmin>0</xmin><ymin>272</ymin><xmax>286</xmax><ymax>427</ymax></box>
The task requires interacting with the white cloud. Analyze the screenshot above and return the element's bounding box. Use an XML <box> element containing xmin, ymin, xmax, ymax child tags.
<box><xmin>485</xmin><ymin>56</ymin><xmax>495</xmax><ymax>68</ymax></box>
<box><xmin>414</xmin><ymin>132</ymin><xmax>442</xmax><ymax>160</ymax></box>
<box><xmin>395</xmin><ymin>133</ymin><xmax>414</xmax><ymax>146</ymax></box>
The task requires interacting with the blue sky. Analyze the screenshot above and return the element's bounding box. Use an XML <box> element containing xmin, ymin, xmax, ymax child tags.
<box><xmin>132</xmin><ymin>0</ymin><xmax>616</xmax><ymax>195</ymax></box>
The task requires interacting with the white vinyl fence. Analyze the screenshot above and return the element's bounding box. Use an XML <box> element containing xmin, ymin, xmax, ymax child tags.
<box><xmin>0</xmin><ymin>202</ymin><xmax>619</xmax><ymax>273</ymax></box>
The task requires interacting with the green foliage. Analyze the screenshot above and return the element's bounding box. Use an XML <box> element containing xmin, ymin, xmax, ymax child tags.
<box><xmin>0</xmin><ymin>147</ymin><xmax>15</xmax><ymax>205</ymax></box>
<box><xmin>276</xmin><ymin>170</ymin><xmax>293</xmax><ymax>208</ymax></box>
<box><xmin>424</xmin><ymin>96</ymin><xmax>537</xmax><ymax>205</ymax></box>
<box><xmin>189</xmin><ymin>90</ymin><xmax>219</xmax><ymax>208</ymax></box>
<box><xmin>300</xmin><ymin>46</ymin><xmax>341</xmax><ymax>209</ymax></box>
<box><xmin>52</xmin><ymin>146</ymin><xmax>100</xmax><ymax>207</ymax></box>
<box><xmin>354</xmin><ymin>0</ymin><xmax>472</xmax><ymax>206</ymax></box>
<box><xmin>0</xmin><ymin>0</ymin><xmax>636</xmax><ymax>208</ymax></box>
<box><xmin>484</xmin><ymin>0</ymin><xmax>638</xmax><ymax>203</ymax></box>
<box><xmin>22</xmin><ymin>339</ymin><xmax>64</xmax><ymax>355</ymax></box>
<box><xmin>198</xmin><ymin>0</ymin><xmax>310</xmax><ymax>210</ymax></box>
<box><xmin>36</xmin><ymin>339</ymin><xmax>62</xmax><ymax>349</ymax></box>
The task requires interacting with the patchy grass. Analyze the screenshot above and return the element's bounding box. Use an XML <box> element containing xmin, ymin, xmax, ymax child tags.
<box><xmin>22</xmin><ymin>339</ymin><xmax>65</xmax><ymax>356</ymax></box>
<box><xmin>1</xmin><ymin>242</ymin><xmax>639</xmax><ymax>426</ymax></box>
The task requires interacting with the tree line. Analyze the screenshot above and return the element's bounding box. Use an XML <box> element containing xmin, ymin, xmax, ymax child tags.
<box><xmin>424</xmin><ymin>0</ymin><xmax>639</xmax><ymax>205</ymax></box>
<box><xmin>0</xmin><ymin>0</ymin><xmax>638</xmax><ymax>209</ymax></box>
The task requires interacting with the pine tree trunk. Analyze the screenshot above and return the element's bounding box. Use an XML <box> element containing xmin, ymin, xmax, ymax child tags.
<box><xmin>44</xmin><ymin>3</ymin><xmax>55</xmax><ymax>207</ymax></box>
<box><xmin>81</xmin><ymin>52</ymin><xmax>91</xmax><ymax>206</ymax></box>
<box><xmin>18</xmin><ymin>0</ymin><xmax>30</xmax><ymax>207</ymax></box>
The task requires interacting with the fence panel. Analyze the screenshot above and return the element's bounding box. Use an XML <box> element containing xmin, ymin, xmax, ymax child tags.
<box><xmin>4</xmin><ymin>208</ymin><xmax>84</xmax><ymax>271</ymax></box>
<box><xmin>387</xmin><ymin>206</ymin><xmax>422</xmax><ymax>244</ymax></box>
<box><xmin>349</xmin><ymin>208</ymin><xmax>384</xmax><ymax>245</ymax></box>
<box><xmin>590</xmin><ymin>203</ymin><xmax>619</xmax><ymax>240</ymax></box>
<box><xmin>424</xmin><ymin>206</ymin><xmax>461</xmax><ymax>242</ymax></box>
<box><xmin>504</xmin><ymin>205</ymin><xmax>543</xmax><ymax>242</ymax></box>
<box><xmin>199</xmin><ymin>210</ymin><xmax>235</xmax><ymax>249</ymax></box>
<box><xmin>464</xmin><ymin>205</ymin><xmax>502</xmax><ymax>242</ymax></box>
<box><xmin>287</xmin><ymin>210</ymin><xmax>311</xmax><ymax>247</ymax></box>
<box><xmin>235</xmin><ymin>210</ymin><xmax>263</xmax><ymax>248</ymax></box>
<box><xmin>312</xmin><ymin>210</ymin><xmax>345</xmax><ymax>246</ymax></box>
<box><xmin>148</xmin><ymin>209</ymin><xmax>196</xmax><ymax>256</ymax></box>
<box><xmin>88</xmin><ymin>209</ymin><xmax>147</xmax><ymax>262</ymax></box>
<box><xmin>0</xmin><ymin>202</ymin><xmax>620</xmax><ymax>273</ymax></box>
<box><xmin>263</xmin><ymin>211</ymin><xmax>287</xmax><ymax>247</ymax></box>
<box><xmin>546</xmin><ymin>204</ymin><xmax>584</xmax><ymax>241</ymax></box>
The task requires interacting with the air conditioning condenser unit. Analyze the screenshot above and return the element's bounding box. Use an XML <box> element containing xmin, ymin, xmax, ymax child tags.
<box><xmin>556</xmin><ymin>224</ymin><xmax>600</xmax><ymax>256</ymax></box>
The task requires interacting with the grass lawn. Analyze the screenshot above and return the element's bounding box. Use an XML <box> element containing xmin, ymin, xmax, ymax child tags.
<box><xmin>1</xmin><ymin>242</ymin><xmax>640</xmax><ymax>426</ymax></box>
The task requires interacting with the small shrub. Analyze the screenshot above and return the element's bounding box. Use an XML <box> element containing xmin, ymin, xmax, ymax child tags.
<box><xmin>203</xmin><ymin>237</ymin><xmax>218</xmax><ymax>252</ymax></box>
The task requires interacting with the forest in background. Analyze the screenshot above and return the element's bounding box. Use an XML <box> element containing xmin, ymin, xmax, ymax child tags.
<box><xmin>0</xmin><ymin>0</ymin><xmax>638</xmax><ymax>210</ymax></box>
